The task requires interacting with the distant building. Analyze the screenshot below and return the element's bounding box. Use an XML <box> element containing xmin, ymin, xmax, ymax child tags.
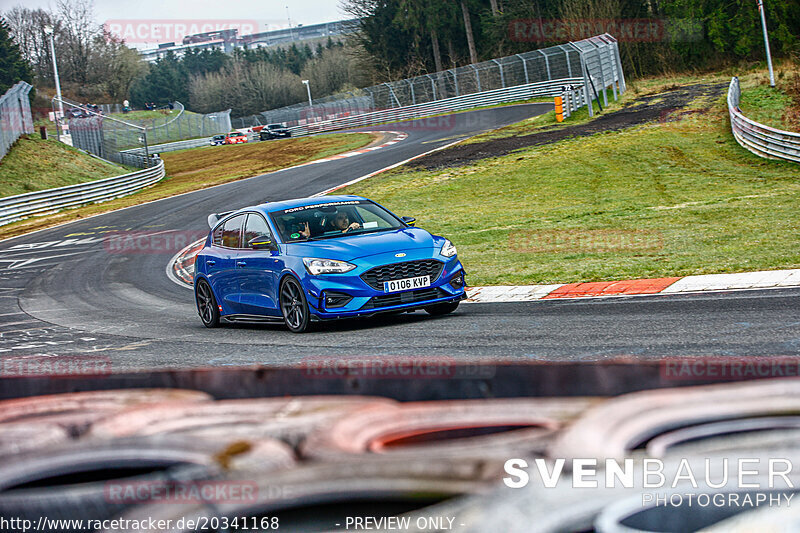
<box><xmin>140</xmin><ymin>19</ymin><xmax>357</xmax><ymax>62</ymax></box>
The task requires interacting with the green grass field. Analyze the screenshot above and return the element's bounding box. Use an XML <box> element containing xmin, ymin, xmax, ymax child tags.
<box><xmin>0</xmin><ymin>132</ymin><xmax>375</xmax><ymax>240</ymax></box>
<box><xmin>0</xmin><ymin>136</ymin><xmax>129</xmax><ymax>198</ymax></box>
<box><xmin>339</xmin><ymin>69</ymin><xmax>800</xmax><ymax>286</ymax></box>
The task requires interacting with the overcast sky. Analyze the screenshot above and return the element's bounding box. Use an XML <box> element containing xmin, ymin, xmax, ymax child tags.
<box><xmin>0</xmin><ymin>0</ymin><xmax>348</xmax><ymax>42</ymax></box>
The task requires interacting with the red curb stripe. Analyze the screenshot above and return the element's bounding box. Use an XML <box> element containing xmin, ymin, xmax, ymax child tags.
<box><xmin>542</xmin><ymin>277</ymin><xmax>681</xmax><ymax>299</ymax></box>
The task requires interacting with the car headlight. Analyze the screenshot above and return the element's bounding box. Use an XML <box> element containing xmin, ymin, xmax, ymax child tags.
<box><xmin>440</xmin><ymin>239</ymin><xmax>457</xmax><ymax>258</ymax></box>
<box><xmin>303</xmin><ymin>258</ymin><xmax>356</xmax><ymax>275</ymax></box>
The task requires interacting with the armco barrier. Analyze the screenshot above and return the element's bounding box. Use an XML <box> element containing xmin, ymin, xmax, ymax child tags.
<box><xmin>728</xmin><ymin>76</ymin><xmax>800</xmax><ymax>163</ymax></box>
<box><xmin>0</xmin><ymin>159</ymin><xmax>165</xmax><ymax>226</ymax></box>
<box><xmin>289</xmin><ymin>77</ymin><xmax>586</xmax><ymax>137</ymax></box>
<box><xmin>236</xmin><ymin>33</ymin><xmax>623</xmax><ymax>130</ymax></box>
<box><xmin>122</xmin><ymin>136</ymin><xmax>214</xmax><ymax>156</ymax></box>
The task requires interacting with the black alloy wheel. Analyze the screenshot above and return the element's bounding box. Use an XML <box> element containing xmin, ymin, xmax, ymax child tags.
<box><xmin>195</xmin><ymin>279</ymin><xmax>220</xmax><ymax>328</ymax></box>
<box><xmin>280</xmin><ymin>276</ymin><xmax>311</xmax><ymax>333</ymax></box>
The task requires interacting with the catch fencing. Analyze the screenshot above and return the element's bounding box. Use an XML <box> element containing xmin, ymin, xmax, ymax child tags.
<box><xmin>105</xmin><ymin>102</ymin><xmax>232</xmax><ymax>146</ymax></box>
<box><xmin>57</xmin><ymin>97</ymin><xmax>232</xmax><ymax>166</ymax></box>
<box><xmin>0</xmin><ymin>159</ymin><xmax>165</xmax><ymax>226</ymax></box>
<box><xmin>0</xmin><ymin>82</ymin><xmax>34</xmax><ymax>161</ymax></box>
<box><xmin>728</xmin><ymin>77</ymin><xmax>800</xmax><ymax>163</ymax></box>
<box><xmin>233</xmin><ymin>33</ymin><xmax>624</xmax><ymax>134</ymax></box>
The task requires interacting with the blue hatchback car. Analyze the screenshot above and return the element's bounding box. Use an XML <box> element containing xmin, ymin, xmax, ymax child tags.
<box><xmin>194</xmin><ymin>195</ymin><xmax>466</xmax><ymax>332</ymax></box>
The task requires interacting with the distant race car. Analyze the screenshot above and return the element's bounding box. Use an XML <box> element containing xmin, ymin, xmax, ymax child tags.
<box><xmin>210</xmin><ymin>134</ymin><xmax>225</xmax><ymax>146</ymax></box>
<box><xmin>259</xmin><ymin>124</ymin><xmax>292</xmax><ymax>140</ymax></box>
<box><xmin>224</xmin><ymin>131</ymin><xmax>249</xmax><ymax>144</ymax></box>
<box><xmin>194</xmin><ymin>195</ymin><xmax>466</xmax><ymax>333</ymax></box>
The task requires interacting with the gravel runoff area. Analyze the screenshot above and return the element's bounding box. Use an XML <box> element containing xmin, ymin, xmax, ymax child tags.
<box><xmin>409</xmin><ymin>83</ymin><xmax>728</xmax><ymax>170</ymax></box>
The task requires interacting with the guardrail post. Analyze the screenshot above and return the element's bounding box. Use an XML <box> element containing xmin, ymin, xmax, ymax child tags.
<box><xmin>491</xmin><ymin>59</ymin><xmax>505</xmax><ymax>88</ymax></box>
<box><xmin>590</xmin><ymin>41</ymin><xmax>608</xmax><ymax>107</ymax></box>
<box><xmin>568</xmin><ymin>42</ymin><xmax>594</xmax><ymax>117</ymax></box>
<box><xmin>426</xmin><ymin>75</ymin><xmax>437</xmax><ymax>101</ymax></box>
<box><xmin>470</xmin><ymin>65</ymin><xmax>482</xmax><ymax>92</ymax></box>
<box><xmin>539</xmin><ymin>50</ymin><xmax>551</xmax><ymax>80</ymax></box>
<box><xmin>608</xmin><ymin>36</ymin><xmax>626</xmax><ymax>93</ymax></box>
<box><xmin>515</xmin><ymin>54</ymin><xmax>530</xmax><ymax>84</ymax></box>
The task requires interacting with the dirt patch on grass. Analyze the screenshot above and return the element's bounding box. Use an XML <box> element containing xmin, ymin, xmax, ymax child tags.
<box><xmin>409</xmin><ymin>83</ymin><xmax>727</xmax><ymax>170</ymax></box>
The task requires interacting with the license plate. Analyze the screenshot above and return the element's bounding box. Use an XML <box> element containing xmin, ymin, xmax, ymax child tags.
<box><xmin>383</xmin><ymin>275</ymin><xmax>431</xmax><ymax>293</ymax></box>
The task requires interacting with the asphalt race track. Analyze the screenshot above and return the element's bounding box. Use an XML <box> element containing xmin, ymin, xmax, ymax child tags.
<box><xmin>1</xmin><ymin>104</ymin><xmax>799</xmax><ymax>372</ymax></box>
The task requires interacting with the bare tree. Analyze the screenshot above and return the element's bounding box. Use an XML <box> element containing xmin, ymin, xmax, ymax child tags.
<box><xmin>89</xmin><ymin>30</ymin><xmax>147</xmax><ymax>100</ymax></box>
<box><xmin>4</xmin><ymin>7</ymin><xmax>58</xmax><ymax>81</ymax></box>
<box><xmin>460</xmin><ymin>1</ymin><xmax>478</xmax><ymax>64</ymax></box>
<box><xmin>55</xmin><ymin>0</ymin><xmax>101</xmax><ymax>84</ymax></box>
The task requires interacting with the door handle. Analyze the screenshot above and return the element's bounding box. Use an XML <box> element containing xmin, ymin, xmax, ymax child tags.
<box><xmin>236</xmin><ymin>261</ymin><xmax>247</xmax><ymax>267</ymax></box>
<box><xmin>206</xmin><ymin>260</ymin><xmax>216</xmax><ymax>266</ymax></box>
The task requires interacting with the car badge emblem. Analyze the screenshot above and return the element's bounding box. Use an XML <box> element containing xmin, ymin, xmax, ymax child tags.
<box><xmin>395</xmin><ymin>253</ymin><xmax>407</xmax><ymax>257</ymax></box>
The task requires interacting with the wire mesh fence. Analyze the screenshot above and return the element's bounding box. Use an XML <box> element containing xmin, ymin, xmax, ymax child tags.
<box><xmin>101</xmin><ymin>102</ymin><xmax>232</xmax><ymax>145</ymax></box>
<box><xmin>232</xmin><ymin>33</ymin><xmax>623</xmax><ymax>130</ymax></box>
<box><xmin>55</xmin><ymin>97</ymin><xmax>151</xmax><ymax>168</ymax></box>
<box><xmin>96</xmin><ymin>102</ymin><xmax>231</xmax><ymax>147</ymax></box>
<box><xmin>56</xmin><ymin>97</ymin><xmax>233</xmax><ymax>168</ymax></box>
<box><xmin>0</xmin><ymin>82</ymin><xmax>34</xmax><ymax>162</ymax></box>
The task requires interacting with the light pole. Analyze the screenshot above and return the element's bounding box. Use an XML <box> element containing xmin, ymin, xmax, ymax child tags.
<box><xmin>757</xmin><ymin>0</ymin><xmax>775</xmax><ymax>87</ymax></box>
<box><xmin>43</xmin><ymin>25</ymin><xmax>64</xmax><ymax>120</ymax></box>
<box><xmin>286</xmin><ymin>6</ymin><xmax>294</xmax><ymax>41</ymax></box>
<box><xmin>302</xmin><ymin>80</ymin><xmax>313</xmax><ymax>107</ymax></box>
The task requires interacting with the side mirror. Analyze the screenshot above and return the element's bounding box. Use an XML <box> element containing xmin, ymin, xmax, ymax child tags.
<box><xmin>248</xmin><ymin>235</ymin><xmax>275</xmax><ymax>250</ymax></box>
<box><xmin>401</xmin><ymin>216</ymin><xmax>416</xmax><ymax>227</ymax></box>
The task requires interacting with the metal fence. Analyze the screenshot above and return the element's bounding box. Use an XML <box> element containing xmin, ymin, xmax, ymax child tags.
<box><xmin>105</xmin><ymin>102</ymin><xmax>232</xmax><ymax>146</ymax></box>
<box><xmin>728</xmin><ymin>77</ymin><xmax>800</xmax><ymax>164</ymax></box>
<box><xmin>57</xmin><ymin>97</ymin><xmax>232</xmax><ymax>167</ymax></box>
<box><xmin>291</xmin><ymin>77</ymin><xmax>585</xmax><ymax>137</ymax></box>
<box><xmin>233</xmin><ymin>33</ymin><xmax>623</xmax><ymax>132</ymax></box>
<box><xmin>0</xmin><ymin>159</ymin><xmax>165</xmax><ymax>226</ymax></box>
<box><xmin>0</xmin><ymin>82</ymin><xmax>34</xmax><ymax>161</ymax></box>
<box><xmin>57</xmin><ymin>98</ymin><xmax>151</xmax><ymax>168</ymax></box>
<box><xmin>122</xmin><ymin>136</ymin><xmax>216</xmax><ymax>156</ymax></box>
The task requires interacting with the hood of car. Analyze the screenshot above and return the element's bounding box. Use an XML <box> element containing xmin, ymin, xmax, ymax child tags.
<box><xmin>285</xmin><ymin>227</ymin><xmax>439</xmax><ymax>260</ymax></box>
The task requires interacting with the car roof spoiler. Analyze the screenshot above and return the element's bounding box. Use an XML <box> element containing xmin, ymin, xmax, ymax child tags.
<box><xmin>207</xmin><ymin>210</ymin><xmax>234</xmax><ymax>228</ymax></box>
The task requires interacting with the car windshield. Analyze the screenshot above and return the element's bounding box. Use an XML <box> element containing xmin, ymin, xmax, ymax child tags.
<box><xmin>268</xmin><ymin>124</ymin><xmax>283</xmax><ymax>129</ymax></box>
<box><xmin>270</xmin><ymin>200</ymin><xmax>404</xmax><ymax>242</ymax></box>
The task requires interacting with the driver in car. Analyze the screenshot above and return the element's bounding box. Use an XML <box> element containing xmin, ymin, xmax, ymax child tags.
<box><xmin>331</xmin><ymin>211</ymin><xmax>361</xmax><ymax>233</ymax></box>
<box><xmin>298</xmin><ymin>211</ymin><xmax>360</xmax><ymax>238</ymax></box>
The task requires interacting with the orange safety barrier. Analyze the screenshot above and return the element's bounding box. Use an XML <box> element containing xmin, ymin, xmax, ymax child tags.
<box><xmin>555</xmin><ymin>95</ymin><xmax>564</xmax><ymax>122</ymax></box>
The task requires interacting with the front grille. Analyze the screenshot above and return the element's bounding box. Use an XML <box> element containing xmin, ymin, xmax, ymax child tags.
<box><xmin>360</xmin><ymin>259</ymin><xmax>444</xmax><ymax>290</ymax></box>
<box><xmin>361</xmin><ymin>288</ymin><xmax>447</xmax><ymax>310</ymax></box>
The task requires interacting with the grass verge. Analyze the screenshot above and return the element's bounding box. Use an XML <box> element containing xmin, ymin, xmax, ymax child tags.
<box><xmin>338</xmin><ymin>70</ymin><xmax>800</xmax><ymax>286</ymax></box>
<box><xmin>0</xmin><ymin>136</ymin><xmax>130</xmax><ymax>198</ymax></box>
<box><xmin>0</xmin><ymin>132</ymin><xmax>375</xmax><ymax>241</ymax></box>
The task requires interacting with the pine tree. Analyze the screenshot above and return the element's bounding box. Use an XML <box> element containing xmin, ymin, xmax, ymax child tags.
<box><xmin>0</xmin><ymin>17</ymin><xmax>34</xmax><ymax>95</ymax></box>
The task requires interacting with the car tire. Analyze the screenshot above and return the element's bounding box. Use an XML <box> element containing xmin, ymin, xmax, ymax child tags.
<box><xmin>280</xmin><ymin>276</ymin><xmax>311</xmax><ymax>333</ymax></box>
<box><xmin>194</xmin><ymin>278</ymin><xmax>220</xmax><ymax>328</ymax></box>
<box><xmin>424</xmin><ymin>301</ymin><xmax>459</xmax><ymax>316</ymax></box>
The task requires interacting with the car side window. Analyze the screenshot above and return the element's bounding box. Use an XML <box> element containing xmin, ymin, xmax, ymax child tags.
<box><xmin>212</xmin><ymin>223</ymin><xmax>224</xmax><ymax>246</ymax></box>
<box><xmin>221</xmin><ymin>215</ymin><xmax>245</xmax><ymax>248</ymax></box>
<box><xmin>243</xmin><ymin>213</ymin><xmax>273</xmax><ymax>248</ymax></box>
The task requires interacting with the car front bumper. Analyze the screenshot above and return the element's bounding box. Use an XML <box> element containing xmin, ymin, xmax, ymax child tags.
<box><xmin>299</xmin><ymin>253</ymin><xmax>466</xmax><ymax>320</ymax></box>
